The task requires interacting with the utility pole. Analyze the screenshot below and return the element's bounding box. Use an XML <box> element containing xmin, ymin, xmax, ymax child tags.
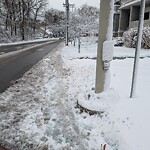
<box><xmin>130</xmin><ymin>0</ymin><xmax>145</xmax><ymax>98</ymax></box>
<box><xmin>63</xmin><ymin>0</ymin><xmax>69</xmax><ymax>46</ymax></box>
<box><xmin>95</xmin><ymin>0</ymin><xmax>114</xmax><ymax>93</ymax></box>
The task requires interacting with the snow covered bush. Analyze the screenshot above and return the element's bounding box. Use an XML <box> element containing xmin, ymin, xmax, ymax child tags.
<box><xmin>142</xmin><ymin>27</ymin><xmax>150</xmax><ymax>49</ymax></box>
<box><xmin>123</xmin><ymin>28</ymin><xmax>137</xmax><ymax>48</ymax></box>
<box><xmin>123</xmin><ymin>27</ymin><xmax>150</xmax><ymax>49</ymax></box>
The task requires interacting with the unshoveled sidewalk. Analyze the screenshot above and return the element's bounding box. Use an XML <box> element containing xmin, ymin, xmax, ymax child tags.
<box><xmin>0</xmin><ymin>45</ymin><xmax>89</xmax><ymax>150</ymax></box>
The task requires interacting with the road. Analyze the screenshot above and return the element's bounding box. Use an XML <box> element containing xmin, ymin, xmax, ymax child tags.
<box><xmin>0</xmin><ymin>39</ymin><xmax>54</xmax><ymax>54</ymax></box>
<box><xmin>0</xmin><ymin>40</ymin><xmax>62</xmax><ymax>93</ymax></box>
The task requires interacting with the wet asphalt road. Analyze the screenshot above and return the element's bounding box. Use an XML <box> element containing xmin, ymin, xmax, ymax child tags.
<box><xmin>0</xmin><ymin>40</ymin><xmax>62</xmax><ymax>93</ymax></box>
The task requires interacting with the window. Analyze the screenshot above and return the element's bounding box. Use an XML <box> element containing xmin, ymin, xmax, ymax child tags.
<box><xmin>144</xmin><ymin>12</ymin><xmax>149</xmax><ymax>20</ymax></box>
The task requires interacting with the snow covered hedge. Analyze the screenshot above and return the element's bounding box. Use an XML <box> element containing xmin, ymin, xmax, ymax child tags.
<box><xmin>123</xmin><ymin>27</ymin><xmax>150</xmax><ymax>49</ymax></box>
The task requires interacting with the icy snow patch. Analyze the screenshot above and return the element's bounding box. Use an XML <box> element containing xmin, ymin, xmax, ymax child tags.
<box><xmin>78</xmin><ymin>88</ymin><xmax>120</xmax><ymax>112</ymax></box>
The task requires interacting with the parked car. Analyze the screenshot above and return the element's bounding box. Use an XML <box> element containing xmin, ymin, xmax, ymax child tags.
<box><xmin>35</xmin><ymin>36</ymin><xmax>43</xmax><ymax>39</ymax></box>
<box><xmin>59</xmin><ymin>37</ymin><xmax>64</xmax><ymax>40</ymax></box>
<box><xmin>43</xmin><ymin>35</ymin><xmax>48</xmax><ymax>38</ymax></box>
<box><xmin>114</xmin><ymin>38</ymin><xmax>124</xmax><ymax>46</ymax></box>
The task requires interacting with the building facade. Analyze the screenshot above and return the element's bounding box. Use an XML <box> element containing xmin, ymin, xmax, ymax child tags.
<box><xmin>114</xmin><ymin>0</ymin><xmax>150</xmax><ymax>36</ymax></box>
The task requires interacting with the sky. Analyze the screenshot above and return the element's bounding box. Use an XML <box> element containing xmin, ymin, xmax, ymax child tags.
<box><xmin>48</xmin><ymin>0</ymin><xmax>100</xmax><ymax>11</ymax></box>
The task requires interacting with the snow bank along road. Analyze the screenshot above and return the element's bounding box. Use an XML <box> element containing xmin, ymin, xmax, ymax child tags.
<box><xmin>0</xmin><ymin>39</ymin><xmax>63</xmax><ymax>93</ymax></box>
<box><xmin>0</xmin><ymin>39</ymin><xmax>56</xmax><ymax>54</ymax></box>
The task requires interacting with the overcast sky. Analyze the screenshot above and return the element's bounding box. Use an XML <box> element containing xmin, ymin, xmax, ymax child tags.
<box><xmin>48</xmin><ymin>0</ymin><xmax>100</xmax><ymax>11</ymax></box>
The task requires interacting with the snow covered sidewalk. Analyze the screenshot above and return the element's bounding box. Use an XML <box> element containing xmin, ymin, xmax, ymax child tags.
<box><xmin>0</xmin><ymin>44</ymin><xmax>88</xmax><ymax>150</ymax></box>
<box><xmin>1</xmin><ymin>37</ymin><xmax>150</xmax><ymax>150</ymax></box>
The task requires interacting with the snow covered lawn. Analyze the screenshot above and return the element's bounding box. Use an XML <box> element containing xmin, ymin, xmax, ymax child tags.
<box><xmin>0</xmin><ymin>37</ymin><xmax>150</xmax><ymax>150</ymax></box>
<box><xmin>61</xmin><ymin>38</ymin><xmax>150</xmax><ymax>150</ymax></box>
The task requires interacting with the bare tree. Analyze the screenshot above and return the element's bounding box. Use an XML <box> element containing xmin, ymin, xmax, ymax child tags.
<box><xmin>0</xmin><ymin>0</ymin><xmax>47</xmax><ymax>41</ymax></box>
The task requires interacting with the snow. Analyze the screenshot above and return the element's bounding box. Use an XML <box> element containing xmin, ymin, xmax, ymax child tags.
<box><xmin>0</xmin><ymin>38</ymin><xmax>59</xmax><ymax>47</ymax></box>
<box><xmin>62</xmin><ymin>37</ymin><xmax>150</xmax><ymax>150</ymax></box>
<box><xmin>102</xmin><ymin>41</ymin><xmax>114</xmax><ymax>62</ymax></box>
<box><xmin>78</xmin><ymin>88</ymin><xmax>120</xmax><ymax>112</ymax></box>
<box><xmin>106</xmin><ymin>0</ymin><xmax>114</xmax><ymax>40</ymax></box>
<box><xmin>110</xmin><ymin>58</ymin><xmax>150</xmax><ymax>149</ymax></box>
<box><xmin>0</xmin><ymin>37</ymin><xmax>150</xmax><ymax>149</ymax></box>
<box><xmin>62</xmin><ymin>37</ymin><xmax>150</xmax><ymax>59</ymax></box>
<box><xmin>114</xmin><ymin>46</ymin><xmax>150</xmax><ymax>58</ymax></box>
